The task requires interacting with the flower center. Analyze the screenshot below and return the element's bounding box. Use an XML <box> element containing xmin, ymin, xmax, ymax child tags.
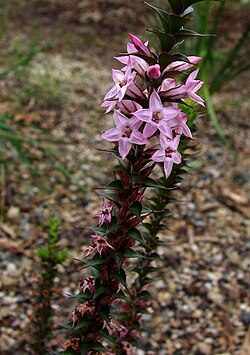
<box><xmin>118</xmin><ymin>80</ymin><xmax>126</xmax><ymax>87</ymax></box>
<box><xmin>152</xmin><ymin>111</ymin><xmax>162</xmax><ymax>123</ymax></box>
<box><xmin>121</xmin><ymin>125</ymin><xmax>132</xmax><ymax>138</ymax></box>
<box><xmin>165</xmin><ymin>147</ymin><xmax>175</xmax><ymax>157</ymax></box>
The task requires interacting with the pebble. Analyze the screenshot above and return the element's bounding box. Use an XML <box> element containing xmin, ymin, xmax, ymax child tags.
<box><xmin>196</xmin><ymin>342</ymin><xmax>213</xmax><ymax>355</ymax></box>
<box><xmin>7</xmin><ymin>206</ymin><xmax>20</xmax><ymax>221</ymax></box>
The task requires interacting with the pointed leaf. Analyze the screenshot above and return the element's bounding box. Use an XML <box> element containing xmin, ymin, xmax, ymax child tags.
<box><xmin>96</xmin><ymin>191</ymin><xmax>120</xmax><ymax>204</ymax></box>
<box><xmin>114</xmin><ymin>268</ymin><xmax>127</xmax><ymax>287</ymax></box>
<box><xmin>168</xmin><ymin>0</ymin><xmax>184</xmax><ymax>14</ymax></box>
<box><xmin>99</xmin><ymin>306</ymin><xmax>110</xmax><ymax>323</ymax></box>
<box><xmin>143</xmin><ymin>177</ymin><xmax>169</xmax><ymax>189</ymax></box>
<box><xmin>101</xmin><ymin>180</ymin><xmax>125</xmax><ymax>191</ymax></box>
<box><xmin>147</xmin><ymin>28</ymin><xmax>176</xmax><ymax>52</ymax></box>
<box><xmin>90</xmin><ymin>343</ymin><xmax>108</xmax><ymax>352</ymax></box>
<box><xmin>131</xmin><ymin>201</ymin><xmax>142</xmax><ymax>218</ymax></box>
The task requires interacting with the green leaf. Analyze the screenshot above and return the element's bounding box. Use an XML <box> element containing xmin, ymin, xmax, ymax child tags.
<box><xmin>130</xmin><ymin>201</ymin><xmax>142</xmax><ymax>218</ymax></box>
<box><xmin>176</xmin><ymin>29</ymin><xmax>212</xmax><ymax>41</ymax></box>
<box><xmin>60</xmin><ymin>321</ymin><xmax>73</xmax><ymax>330</ymax></box>
<box><xmin>37</xmin><ymin>247</ymin><xmax>49</xmax><ymax>260</ymax></box>
<box><xmin>100</xmin><ymin>180</ymin><xmax>125</xmax><ymax>191</ymax></box>
<box><xmin>57</xmin><ymin>250</ymin><xmax>68</xmax><ymax>262</ymax></box>
<box><xmin>94</xmin><ymin>278</ymin><xmax>105</xmax><ymax>299</ymax></box>
<box><xmin>99</xmin><ymin>305</ymin><xmax>110</xmax><ymax>323</ymax></box>
<box><xmin>90</xmin><ymin>343</ymin><xmax>108</xmax><ymax>352</ymax></box>
<box><xmin>123</xmin><ymin>249</ymin><xmax>145</xmax><ymax>259</ymax></box>
<box><xmin>147</xmin><ymin>28</ymin><xmax>176</xmax><ymax>52</ymax></box>
<box><xmin>75</xmin><ymin>319</ymin><xmax>89</xmax><ymax>330</ymax></box>
<box><xmin>106</xmin><ymin>217</ymin><xmax>118</xmax><ymax>233</ymax></box>
<box><xmin>145</xmin><ymin>3</ymin><xmax>170</xmax><ymax>32</ymax></box>
<box><xmin>115</xmin><ymin>290</ymin><xmax>129</xmax><ymax>301</ymax></box>
<box><xmin>76</xmin><ymin>291</ymin><xmax>91</xmax><ymax>303</ymax></box>
<box><xmin>83</xmin><ymin>255</ymin><xmax>106</xmax><ymax>268</ymax></box>
<box><xmin>168</xmin><ymin>0</ymin><xmax>184</xmax><ymax>14</ymax></box>
<box><xmin>127</xmin><ymin>228</ymin><xmax>142</xmax><ymax>241</ymax></box>
<box><xmin>64</xmin><ymin>348</ymin><xmax>77</xmax><ymax>355</ymax></box>
<box><xmin>80</xmin><ymin>343</ymin><xmax>89</xmax><ymax>355</ymax></box>
<box><xmin>114</xmin><ymin>268</ymin><xmax>127</xmax><ymax>287</ymax></box>
<box><xmin>143</xmin><ymin>177</ymin><xmax>169</xmax><ymax>189</ymax></box>
<box><xmin>96</xmin><ymin>191</ymin><xmax>120</xmax><ymax>204</ymax></box>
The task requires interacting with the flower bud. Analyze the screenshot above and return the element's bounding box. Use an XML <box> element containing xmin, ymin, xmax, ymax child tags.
<box><xmin>147</xmin><ymin>64</ymin><xmax>161</xmax><ymax>80</ymax></box>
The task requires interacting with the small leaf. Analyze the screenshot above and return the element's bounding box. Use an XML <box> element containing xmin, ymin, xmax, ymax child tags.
<box><xmin>143</xmin><ymin>177</ymin><xmax>169</xmax><ymax>189</ymax></box>
<box><xmin>37</xmin><ymin>247</ymin><xmax>49</xmax><ymax>260</ymax></box>
<box><xmin>147</xmin><ymin>28</ymin><xmax>176</xmax><ymax>52</ymax></box>
<box><xmin>94</xmin><ymin>278</ymin><xmax>105</xmax><ymax>299</ymax></box>
<box><xmin>99</xmin><ymin>305</ymin><xmax>110</xmax><ymax>323</ymax></box>
<box><xmin>90</xmin><ymin>343</ymin><xmax>108</xmax><ymax>352</ymax></box>
<box><xmin>96</xmin><ymin>191</ymin><xmax>120</xmax><ymax>204</ymax></box>
<box><xmin>123</xmin><ymin>249</ymin><xmax>145</xmax><ymax>259</ymax></box>
<box><xmin>98</xmin><ymin>180</ymin><xmax>124</xmax><ymax>191</ymax></box>
<box><xmin>76</xmin><ymin>291</ymin><xmax>91</xmax><ymax>303</ymax></box>
<box><xmin>60</xmin><ymin>321</ymin><xmax>73</xmax><ymax>330</ymax></box>
<box><xmin>80</xmin><ymin>343</ymin><xmax>89</xmax><ymax>355</ymax></box>
<box><xmin>57</xmin><ymin>250</ymin><xmax>68</xmax><ymax>262</ymax></box>
<box><xmin>64</xmin><ymin>348</ymin><xmax>77</xmax><ymax>355</ymax></box>
<box><xmin>75</xmin><ymin>319</ymin><xmax>89</xmax><ymax>330</ymax></box>
<box><xmin>131</xmin><ymin>201</ymin><xmax>142</xmax><ymax>218</ymax></box>
<box><xmin>115</xmin><ymin>290</ymin><xmax>129</xmax><ymax>301</ymax></box>
<box><xmin>114</xmin><ymin>268</ymin><xmax>127</xmax><ymax>287</ymax></box>
<box><xmin>83</xmin><ymin>255</ymin><xmax>106</xmax><ymax>268</ymax></box>
<box><xmin>168</xmin><ymin>0</ymin><xmax>184</xmax><ymax>14</ymax></box>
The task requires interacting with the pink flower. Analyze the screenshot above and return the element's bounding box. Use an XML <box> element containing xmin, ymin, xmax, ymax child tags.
<box><xmin>128</xmin><ymin>33</ymin><xmax>152</xmax><ymax>57</ymax></box>
<box><xmin>104</xmin><ymin>62</ymin><xmax>136</xmax><ymax>102</ymax></box>
<box><xmin>78</xmin><ymin>277</ymin><xmax>95</xmax><ymax>294</ymax></box>
<box><xmin>96</xmin><ymin>199</ymin><xmax>113</xmax><ymax>226</ymax></box>
<box><xmin>165</xmin><ymin>56</ymin><xmax>201</xmax><ymax>72</ymax></box>
<box><xmin>133</xmin><ymin>90</ymin><xmax>180</xmax><ymax>139</ymax></box>
<box><xmin>166</xmin><ymin>104</ymin><xmax>192</xmax><ymax>139</ymax></box>
<box><xmin>91</xmin><ymin>234</ymin><xmax>114</xmax><ymax>256</ymax></box>
<box><xmin>160</xmin><ymin>69</ymin><xmax>204</xmax><ymax>106</ymax></box>
<box><xmin>115</xmin><ymin>50</ymin><xmax>149</xmax><ymax>76</ymax></box>
<box><xmin>101</xmin><ymin>110</ymin><xmax>147</xmax><ymax>160</ymax></box>
<box><xmin>101</xmin><ymin>99</ymin><xmax>142</xmax><ymax>115</ymax></box>
<box><xmin>151</xmin><ymin>135</ymin><xmax>182</xmax><ymax>178</ymax></box>
<box><xmin>147</xmin><ymin>64</ymin><xmax>161</xmax><ymax>80</ymax></box>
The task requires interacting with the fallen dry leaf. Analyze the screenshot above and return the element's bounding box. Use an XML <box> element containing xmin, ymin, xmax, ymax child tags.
<box><xmin>213</xmin><ymin>183</ymin><xmax>250</xmax><ymax>218</ymax></box>
<box><xmin>0</xmin><ymin>223</ymin><xmax>16</xmax><ymax>239</ymax></box>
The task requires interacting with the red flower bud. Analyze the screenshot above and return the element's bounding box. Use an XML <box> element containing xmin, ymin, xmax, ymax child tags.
<box><xmin>147</xmin><ymin>64</ymin><xmax>161</xmax><ymax>80</ymax></box>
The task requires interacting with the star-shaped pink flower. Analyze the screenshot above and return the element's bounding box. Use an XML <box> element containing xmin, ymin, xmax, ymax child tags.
<box><xmin>151</xmin><ymin>135</ymin><xmax>182</xmax><ymax>178</ymax></box>
<box><xmin>101</xmin><ymin>110</ymin><xmax>147</xmax><ymax>160</ymax></box>
<box><xmin>133</xmin><ymin>90</ymin><xmax>180</xmax><ymax>139</ymax></box>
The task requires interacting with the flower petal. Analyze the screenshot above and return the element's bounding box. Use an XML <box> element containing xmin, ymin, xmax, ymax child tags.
<box><xmin>143</xmin><ymin>122</ymin><xmax>157</xmax><ymax>138</ymax></box>
<box><xmin>119</xmin><ymin>139</ymin><xmax>131</xmax><ymax>159</ymax></box>
<box><xmin>149</xmin><ymin>90</ymin><xmax>163</xmax><ymax>112</ymax></box>
<box><xmin>164</xmin><ymin>158</ymin><xmax>173</xmax><ymax>178</ymax></box>
<box><xmin>101</xmin><ymin>128</ymin><xmax>121</xmax><ymax>142</ymax></box>
<box><xmin>151</xmin><ymin>149</ymin><xmax>165</xmax><ymax>163</ymax></box>
<box><xmin>133</xmin><ymin>108</ymin><xmax>153</xmax><ymax>123</ymax></box>
<box><xmin>113</xmin><ymin>110</ymin><xmax>128</xmax><ymax>128</ymax></box>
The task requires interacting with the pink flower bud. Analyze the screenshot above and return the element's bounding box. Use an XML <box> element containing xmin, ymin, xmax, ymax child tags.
<box><xmin>147</xmin><ymin>64</ymin><xmax>161</xmax><ymax>80</ymax></box>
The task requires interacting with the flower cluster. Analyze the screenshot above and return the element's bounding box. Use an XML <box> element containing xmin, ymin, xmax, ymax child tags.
<box><xmin>101</xmin><ymin>34</ymin><xmax>204</xmax><ymax>178</ymax></box>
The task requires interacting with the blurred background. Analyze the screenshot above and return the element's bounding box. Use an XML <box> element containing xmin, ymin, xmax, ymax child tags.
<box><xmin>0</xmin><ymin>0</ymin><xmax>250</xmax><ymax>353</ymax></box>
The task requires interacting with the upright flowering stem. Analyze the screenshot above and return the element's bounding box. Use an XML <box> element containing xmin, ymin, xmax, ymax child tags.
<box><xmin>62</xmin><ymin>1</ymin><xmax>213</xmax><ymax>353</ymax></box>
